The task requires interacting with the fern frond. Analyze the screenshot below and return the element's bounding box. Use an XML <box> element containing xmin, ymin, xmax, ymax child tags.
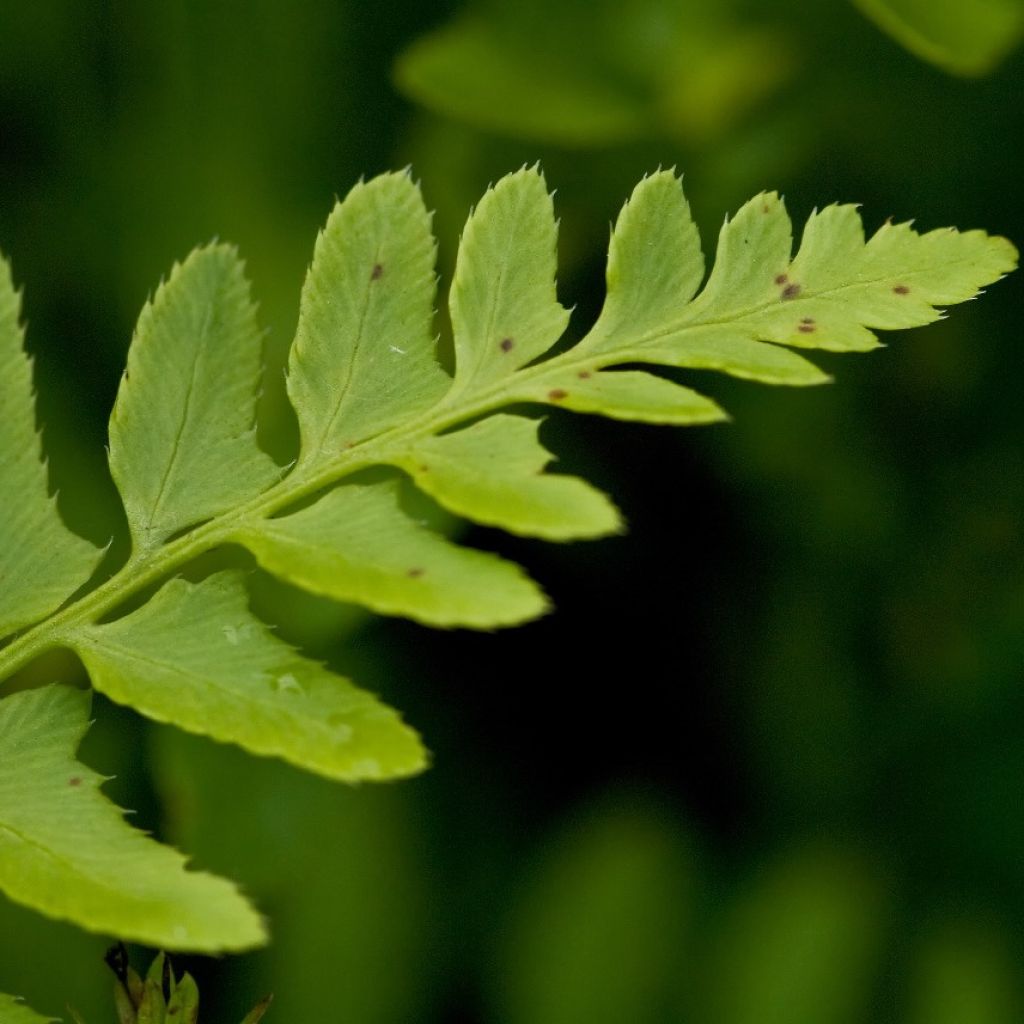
<box><xmin>0</xmin><ymin>169</ymin><xmax>1015</xmax><ymax>951</ymax></box>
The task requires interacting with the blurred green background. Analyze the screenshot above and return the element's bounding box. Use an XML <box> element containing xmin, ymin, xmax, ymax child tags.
<box><xmin>1</xmin><ymin>1</ymin><xmax>1022</xmax><ymax>1021</ymax></box>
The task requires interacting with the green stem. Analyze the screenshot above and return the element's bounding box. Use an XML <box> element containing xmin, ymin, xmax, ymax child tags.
<box><xmin>0</xmin><ymin>343</ymin><xmax>604</xmax><ymax>684</ymax></box>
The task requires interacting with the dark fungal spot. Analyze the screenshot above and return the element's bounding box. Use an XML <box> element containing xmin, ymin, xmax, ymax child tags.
<box><xmin>577</xmin><ymin>370</ymin><xmax>592</xmax><ymax>379</ymax></box>
<box><xmin>781</xmin><ymin>282</ymin><xmax>802</xmax><ymax>300</ymax></box>
<box><xmin>548</xmin><ymin>388</ymin><xmax>569</xmax><ymax>401</ymax></box>
<box><xmin>68</xmin><ymin>776</ymin><xmax>82</xmax><ymax>787</ymax></box>
<box><xmin>798</xmin><ymin>323</ymin><xmax>816</xmax><ymax>334</ymax></box>
<box><xmin>893</xmin><ymin>284</ymin><xmax>910</xmax><ymax>295</ymax></box>
<box><xmin>775</xmin><ymin>273</ymin><xmax>789</xmax><ymax>285</ymax></box>
<box><xmin>370</xmin><ymin>263</ymin><xmax>384</xmax><ymax>280</ymax></box>
<box><xmin>406</xmin><ymin>568</ymin><xmax>425</xmax><ymax>578</ymax></box>
<box><xmin>499</xmin><ymin>337</ymin><xmax>514</xmax><ymax>352</ymax></box>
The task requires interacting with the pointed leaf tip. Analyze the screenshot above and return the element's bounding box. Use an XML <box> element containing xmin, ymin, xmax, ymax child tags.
<box><xmin>0</xmin><ymin>685</ymin><xmax>266</xmax><ymax>952</ymax></box>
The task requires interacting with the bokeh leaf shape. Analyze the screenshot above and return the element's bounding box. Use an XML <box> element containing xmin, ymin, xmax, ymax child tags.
<box><xmin>71</xmin><ymin>573</ymin><xmax>425</xmax><ymax>782</ymax></box>
<box><xmin>494</xmin><ymin>799</ymin><xmax>697</xmax><ymax>1024</ymax></box>
<box><xmin>394</xmin><ymin>17</ymin><xmax>650</xmax><ymax>147</ymax></box>
<box><xmin>235</xmin><ymin>481</ymin><xmax>549</xmax><ymax>628</ymax></box>
<box><xmin>0</xmin><ymin>685</ymin><xmax>264</xmax><ymax>951</ymax></box>
<box><xmin>108</xmin><ymin>245</ymin><xmax>279</xmax><ymax>552</ymax></box>
<box><xmin>852</xmin><ymin>0</ymin><xmax>1024</xmax><ymax>75</ymax></box>
<box><xmin>906</xmin><ymin>918</ymin><xmax>1024</xmax><ymax>1024</ymax></box>
<box><xmin>393</xmin><ymin>3</ymin><xmax>794</xmax><ymax>147</ymax></box>
<box><xmin>700</xmin><ymin>846</ymin><xmax>885</xmax><ymax>1024</ymax></box>
<box><xmin>287</xmin><ymin>172</ymin><xmax>448</xmax><ymax>464</ymax></box>
<box><xmin>0</xmin><ymin>256</ymin><xmax>102</xmax><ymax>638</ymax></box>
<box><xmin>0</xmin><ymin>993</ymin><xmax>56</xmax><ymax>1024</ymax></box>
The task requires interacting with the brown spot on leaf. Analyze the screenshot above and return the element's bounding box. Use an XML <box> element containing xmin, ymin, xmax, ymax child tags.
<box><xmin>798</xmin><ymin>323</ymin><xmax>816</xmax><ymax>334</ymax></box>
<box><xmin>418</xmin><ymin>464</ymin><xmax>429</xmax><ymax>473</ymax></box>
<box><xmin>775</xmin><ymin>273</ymin><xmax>789</xmax><ymax>285</ymax></box>
<box><xmin>499</xmin><ymin>337</ymin><xmax>514</xmax><ymax>352</ymax></box>
<box><xmin>893</xmin><ymin>284</ymin><xmax>910</xmax><ymax>295</ymax></box>
<box><xmin>781</xmin><ymin>282</ymin><xmax>802</xmax><ymax>300</ymax></box>
<box><xmin>370</xmin><ymin>263</ymin><xmax>384</xmax><ymax>280</ymax></box>
<box><xmin>406</xmin><ymin>568</ymin><xmax>425</xmax><ymax>578</ymax></box>
<box><xmin>548</xmin><ymin>388</ymin><xmax>569</xmax><ymax>401</ymax></box>
<box><xmin>577</xmin><ymin>371</ymin><xmax>592</xmax><ymax>379</ymax></box>
<box><xmin>68</xmin><ymin>776</ymin><xmax>82</xmax><ymax>787</ymax></box>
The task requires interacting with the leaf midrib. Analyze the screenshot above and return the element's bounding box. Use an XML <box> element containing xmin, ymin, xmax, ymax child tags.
<box><xmin>144</xmin><ymin>294</ymin><xmax>217</xmax><ymax>539</ymax></box>
<box><xmin>608</xmin><ymin>248</ymin><xmax>997</xmax><ymax>350</ymax></box>
<box><xmin>314</xmin><ymin>242</ymin><xmax>383</xmax><ymax>456</ymax></box>
<box><xmin>0</xmin><ymin>818</ymin><xmax>154</xmax><ymax>901</ymax></box>
<box><xmin>77</xmin><ymin>634</ymin><xmax>340</xmax><ymax>732</ymax></box>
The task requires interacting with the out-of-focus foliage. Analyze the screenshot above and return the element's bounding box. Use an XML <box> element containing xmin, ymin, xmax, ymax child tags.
<box><xmin>852</xmin><ymin>0</ymin><xmax>1024</xmax><ymax>74</ymax></box>
<box><xmin>151</xmin><ymin>729</ymin><xmax>433</xmax><ymax>1024</ymax></box>
<box><xmin>699</xmin><ymin>846</ymin><xmax>885</xmax><ymax>1024</ymax></box>
<box><xmin>1</xmin><ymin>0</ymin><xmax>1022</xmax><ymax>1021</ymax></box>
<box><xmin>395</xmin><ymin>0</ymin><xmax>795</xmax><ymax>146</ymax></box>
<box><xmin>491</xmin><ymin>798</ymin><xmax>697</xmax><ymax>1024</ymax></box>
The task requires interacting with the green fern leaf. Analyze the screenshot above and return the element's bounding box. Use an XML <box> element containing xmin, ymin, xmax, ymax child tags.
<box><xmin>71</xmin><ymin>572</ymin><xmax>424</xmax><ymax>781</ymax></box>
<box><xmin>287</xmin><ymin>172</ymin><xmax>448</xmax><ymax>463</ymax></box>
<box><xmin>514</xmin><ymin>370</ymin><xmax>728</xmax><ymax>426</ymax></box>
<box><xmin>0</xmin><ymin>685</ymin><xmax>264</xmax><ymax>951</ymax></box>
<box><xmin>108</xmin><ymin>245</ymin><xmax>279</xmax><ymax>552</ymax></box>
<box><xmin>0</xmin><ymin>168</ymin><xmax>1014</xmax><ymax>951</ymax></box>
<box><xmin>0</xmin><ymin>257</ymin><xmax>102</xmax><ymax>636</ymax></box>
<box><xmin>235</xmin><ymin>480</ymin><xmax>549</xmax><ymax>628</ymax></box>
<box><xmin>449</xmin><ymin>167</ymin><xmax>570</xmax><ymax>391</ymax></box>
<box><xmin>390</xmin><ymin>414</ymin><xmax>623</xmax><ymax>540</ymax></box>
<box><xmin>578</xmin><ymin>172</ymin><xmax>1016</xmax><ymax>370</ymax></box>
<box><xmin>0</xmin><ymin>993</ymin><xmax>57</xmax><ymax>1024</ymax></box>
